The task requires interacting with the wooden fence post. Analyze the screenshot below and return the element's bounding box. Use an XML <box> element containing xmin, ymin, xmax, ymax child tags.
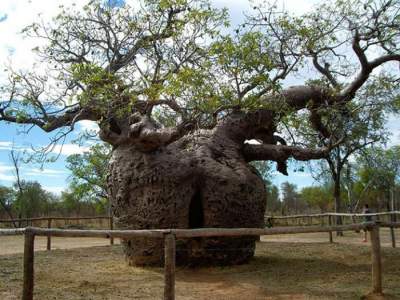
<box><xmin>390</xmin><ymin>226</ymin><xmax>396</xmax><ymax>248</ymax></box>
<box><xmin>109</xmin><ymin>216</ymin><xmax>114</xmax><ymax>245</ymax></box>
<box><xmin>328</xmin><ymin>215</ymin><xmax>333</xmax><ymax>243</ymax></box>
<box><xmin>390</xmin><ymin>213</ymin><xmax>396</xmax><ymax>248</ymax></box>
<box><xmin>370</xmin><ymin>225</ymin><xmax>382</xmax><ymax>294</ymax></box>
<box><xmin>22</xmin><ymin>229</ymin><xmax>35</xmax><ymax>300</ymax></box>
<box><xmin>164</xmin><ymin>233</ymin><xmax>176</xmax><ymax>300</ymax></box>
<box><xmin>47</xmin><ymin>218</ymin><xmax>52</xmax><ymax>251</ymax></box>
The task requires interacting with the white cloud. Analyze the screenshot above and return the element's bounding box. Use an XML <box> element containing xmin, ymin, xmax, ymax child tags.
<box><xmin>0</xmin><ymin>0</ymin><xmax>322</xmax><ymax>78</ymax></box>
<box><xmin>78</xmin><ymin>120</ymin><xmax>100</xmax><ymax>133</ymax></box>
<box><xmin>0</xmin><ymin>173</ymin><xmax>14</xmax><ymax>181</ymax></box>
<box><xmin>0</xmin><ymin>162</ymin><xmax>68</xmax><ymax>182</ymax></box>
<box><xmin>0</xmin><ymin>140</ymin><xmax>91</xmax><ymax>156</ymax></box>
<box><xmin>386</xmin><ymin>114</ymin><xmax>400</xmax><ymax>148</ymax></box>
<box><xmin>51</xmin><ymin>143</ymin><xmax>90</xmax><ymax>156</ymax></box>
<box><xmin>45</xmin><ymin>186</ymin><xmax>64</xmax><ymax>195</ymax></box>
<box><xmin>281</xmin><ymin>0</ymin><xmax>321</xmax><ymax>15</ymax></box>
<box><xmin>0</xmin><ymin>0</ymin><xmax>86</xmax><ymax>84</ymax></box>
<box><xmin>0</xmin><ymin>141</ymin><xmax>36</xmax><ymax>153</ymax></box>
<box><xmin>213</xmin><ymin>0</ymin><xmax>321</xmax><ymax>15</ymax></box>
<box><xmin>23</xmin><ymin>167</ymin><xmax>67</xmax><ymax>177</ymax></box>
<box><xmin>0</xmin><ymin>162</ymin><xmax>14</xmax><ymax>182</ymax></box>
<box><xmin>0</xmin><ymin>141</ymin><xmax>13</xmax><ymax>150</ymax></box>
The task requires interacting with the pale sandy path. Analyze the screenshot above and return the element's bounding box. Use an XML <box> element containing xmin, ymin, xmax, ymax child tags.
<box><xmin>0</xmin><ymin>236</ymin><xmax>120</xmax><ymax>255</ymax></box>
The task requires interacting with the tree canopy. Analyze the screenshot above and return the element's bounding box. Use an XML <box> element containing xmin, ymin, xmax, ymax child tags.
<box><xmin>0</xmin><ymin>0</ymin><xmax>399</xmax><ymax>174</ymax></box>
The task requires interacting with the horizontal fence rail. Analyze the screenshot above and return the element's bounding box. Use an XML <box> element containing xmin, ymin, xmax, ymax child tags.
<box><xmin>0</xmin><ymin>215</ymin><xmax>114</xmax><ymax>249</ymax></box>
<box><xmin>0</xmin><ymin>216</ymin><xmax>111</xmax><ymax>223</ymax></box>
<box><xmin>0</xmin><ymin>228</ymin><xmax>26</xmax><ymax>236</ymax></box>
<box><xmin>265</xmin><ymin>212</ymin><xmax>399</xmax><ymax>248</ymax></box>
<box><xmin>265</xmin><ymin>211</ymin><xmax>400</xmax><ymax>219</ymax></box>
<box><xmin>1</xmin><ymin>221</ymin><xmax>399</xmax><ymax>300</ymax></box>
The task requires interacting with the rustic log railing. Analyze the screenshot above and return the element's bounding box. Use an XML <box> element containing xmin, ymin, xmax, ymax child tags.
<box><xmin>3</xmin><ymin>212</ymin><xmax>397</xmax><ymax>249</ymax></box>
<box><xmin>1</xmin><ymin>221</ymin><xmax>399</xmax><ymax>300</ymax></box>
<box><xmin>0</xmin><ymin>216</ymin><xmax>114</xmax><ymax>249</ymax></box>
<box><xmin>0</xmin><ymin>216</ymin><xmax>111</xmax><ymax>223</ymax></box>
<box><xmin>265</xmin><ymin>211</ymin><xmax>400</xmax><ymax>247</ymax></box>
<box><xmin>266</xmin><ymin>211</ymin><xmax>400</xmax><ymax>218</ymax></box>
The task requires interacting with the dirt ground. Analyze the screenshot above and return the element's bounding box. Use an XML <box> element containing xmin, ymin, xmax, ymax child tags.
<box><xmin>0</xmin><ymin>235</ymin><xmax>120</xmax><ymax>255</ymax></box>
<box><xmin>0</xmin><ymin>229</ymin><xmax>399</xmax><ymax>300</ymax></box>
<box><xmin>261</xmin><ymin>228</ymin><xmax>399</xmax><ymax>248</ymax></box>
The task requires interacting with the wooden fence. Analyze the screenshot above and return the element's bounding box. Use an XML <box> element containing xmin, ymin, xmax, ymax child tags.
<box><xmin>0</xmin><ymin>216</ymin><xmax>114</xmax><ymax>248</ymax></box>
<box><xmin>3</xmin><ymin>211</ymin><xmax>397</xmax><ymax>250</ymax></box>
<box><xmin>1</xmin><ymin>221</ymin><xmax>399</xmax><ymax>300</ymax></box>
<box><xmin>265</xmin><ymin>211</ymin><xmax>400</xmax><ymax>247</ymax></box>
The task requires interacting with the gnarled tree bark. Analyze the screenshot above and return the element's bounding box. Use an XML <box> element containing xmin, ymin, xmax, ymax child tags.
<box><xmin>103</xmin><ymin>103</ymin><xmax>332</xmax><ymax>266</ymax></box>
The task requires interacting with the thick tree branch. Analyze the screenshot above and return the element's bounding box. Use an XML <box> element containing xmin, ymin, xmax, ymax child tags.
<box><xmin>99</xmin><ymin>114</ymin><xmax>193</xmax><ymax>151</ymax></box>
<box><xmin>243</xmin><ymin>143</ymin><xmax>330</xmax><ymax>162</ymax></box>
<box><xmin>339</xmin><ymin>31</ymin><xmax>400</xmax><ymax>100</ymax></box>
<box><xmin>0</xmin><ymin>106</ymin><xmax>98</xmax><ymax>132</ymax></box>
<box><xmin>243</xmin><ymin>143</ymin><xmax>331</xmax><ymax>175</ymax></box>
<box><xmin>278</xmin><ymin>85</ymin><xmax>330</xmax><ymax>109</ymax></box>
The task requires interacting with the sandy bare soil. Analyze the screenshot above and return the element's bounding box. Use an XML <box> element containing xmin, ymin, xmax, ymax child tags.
<box><xmin>261</xmin><ymin>227</ymin><xmax>399</xmax><ymax>248</ymax></box>
<box><xmin>0</xmin><ymin>235</ymin><xmax>120</xmax><ymax>255</ymax></box>
<box><xmin>0</xmin><ymin>229</ymin><xmax>399</xmax><ymax>299</ymax></box>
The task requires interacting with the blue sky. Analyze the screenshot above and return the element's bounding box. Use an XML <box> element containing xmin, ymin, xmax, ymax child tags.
<box><xmin>0</xmin><ymin>0</ymin><xmax>398</xmax><ymax>195</ymax></box>
<box><xmin>0</xmin><ymin>122</ymin><xmax>96</xmax><ymax>194</ymax></box>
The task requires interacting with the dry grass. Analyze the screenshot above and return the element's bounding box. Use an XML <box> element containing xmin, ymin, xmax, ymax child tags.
<box><xmin>1</xmin><ymin>230</ymin><xmax>400</xmax><ymax>299</ymax></box>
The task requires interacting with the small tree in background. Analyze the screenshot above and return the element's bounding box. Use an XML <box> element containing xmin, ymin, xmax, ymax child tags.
<box><xmin>355</xmin><ymin>146</ymin><xmax>400</xmax><ymax>211</ymax></box>
<box><xmin>300</xmin><ymin>185</ymin><xmax>333</xmax><ymax>213</ymax></box>
<box><xmin>66</xmin><ymin>143</ymin><xmax>111</xmax><ymax>214</ymax></box>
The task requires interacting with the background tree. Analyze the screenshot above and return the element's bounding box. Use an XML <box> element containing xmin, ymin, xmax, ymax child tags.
<box><xmin>0</xmin><ymin>186</ymin><xmax>16</xmax><ymax>225</ymax></box>
<box><xmin>266</xmin><ymin>183</ymin><xmax>280</xmax><ymax>214</ymax></box>
<box><xmin>0</xmin><ymin>0</ymin><xmax>399</xmax><ymax>265</ymax></box>
<box><xmin>12</xmin><ymin>181</ymin><xmax>56</xmax><ymax>219</ymax></box>
<box><xmin>306</xmin><ymin>112</ymin><xmax>387</xmax><ymax>231</ymax></box>
<box><xmin>300</xmin><ymin>185</ymin><xmax>333</xmax><ymax>213</ymax></box>
<box><xmin>252</xmin><ymin>161</ymin><xmax>281</xmax><ymax>214</ymax></box>
<box><xmin>355</xmin><ymin>146</ymin><xmax>400</xmax><ymax>211</ymax></box>
<box><xmin>281</xmin><ymin>182</ymin><xmax>302</xmax><ymax>214</ymax></box>
<box><xmin>66</xmin><ymin>143</ymin><xmax>111</xmax><ymax>213</ymax></box>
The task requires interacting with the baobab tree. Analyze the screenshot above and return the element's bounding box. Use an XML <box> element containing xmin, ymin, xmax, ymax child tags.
<box><xmin>0</xmin><ymin>0</ymin><xmax>399</xmax><ymax>265</ymax></box>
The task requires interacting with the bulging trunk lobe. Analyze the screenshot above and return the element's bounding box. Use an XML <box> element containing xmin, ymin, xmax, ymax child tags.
<box><xmin>107</xmin><ymin>129</ymin><xmax>266</xmax><ymax>266</ymax></box>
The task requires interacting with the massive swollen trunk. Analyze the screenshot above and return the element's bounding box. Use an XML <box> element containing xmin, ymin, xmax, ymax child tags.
<box><xmin>107</xmin><ymin>129</ymin><xmax>266</xmax><ymax>266</ymax></box>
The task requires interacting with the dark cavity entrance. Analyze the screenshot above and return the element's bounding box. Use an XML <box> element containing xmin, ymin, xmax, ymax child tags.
<box><xmin>189</xmin><ymin>189</ymin><xmax>204</xmax><ymax>228</ymax></box>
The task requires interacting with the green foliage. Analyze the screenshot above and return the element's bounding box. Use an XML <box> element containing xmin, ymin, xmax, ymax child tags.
<box><xmin>2</xmin><ymin>0</ymin><xmax>398</xmax><ymax>136</ymax></box>
<box><xmin>300</xmin><ymin>185</ymin><xmax>333</xmax><ymax>213</ymax></box>
<box><xmin>66</xmin><ymin>143</ymin><xmax>111</xmax><ymax>213</ymax></box>
<box><xmin>354</xmin><ymin>146</ymin><xmax>400</xmax><ymax>208</ymax></box>
<box><xmin>0</xmin><ymin>186</ymin><xmax>14</xmax><ymax>215</ymax></box>
<box><xmin>13</xmin><ymin>181</ymin><xmax>56</xmax><ymax>218</ymax></box>
<box><xmin>251</xmin><ymin>161</ymin><xmax>281</xmax><ymax>213</ymax></box>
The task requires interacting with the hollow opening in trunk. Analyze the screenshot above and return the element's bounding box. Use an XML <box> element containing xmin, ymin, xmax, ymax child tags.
<box><xmin>189</xmin><ymin>189</ymin><xmax>204</xmax><ymax>228</ymax></box>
